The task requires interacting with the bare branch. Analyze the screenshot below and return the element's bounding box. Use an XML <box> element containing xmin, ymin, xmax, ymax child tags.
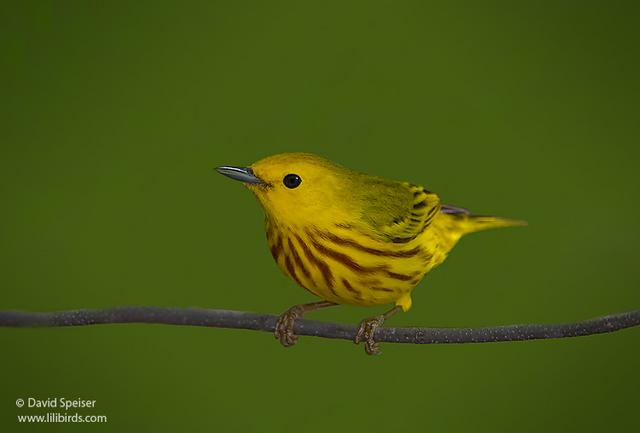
<box><xmin>0</xmin><ymin>307</ymin><xmax>638</xmax><ymax>345</ymax></box>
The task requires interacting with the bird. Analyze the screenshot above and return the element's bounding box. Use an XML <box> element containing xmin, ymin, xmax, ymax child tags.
<box><xmin>216</xmin><ymin>152</ymin><xmax>525</xmax><ymax>354</ymax></box>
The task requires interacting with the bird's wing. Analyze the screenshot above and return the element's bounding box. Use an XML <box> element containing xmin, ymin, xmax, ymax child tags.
<box><xmin>356</xmin><ymin>178</ymin><xmax>441</xmax><ymax>244</ymax></box>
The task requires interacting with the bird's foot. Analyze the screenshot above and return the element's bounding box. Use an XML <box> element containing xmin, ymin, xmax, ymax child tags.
<box><xmin>274</xmin><ymin>301</ymin><xmax>337</xmax><ymax>348</ymax></box>
<box><xmin>274</xmin><ymin>305</ymin><xmax>305</xmax><ymax>347</ymax></box>
<box><xmin>354</xmin><ymin>315</ymin><xmax>385</xmax><ymax>355</ymax></box>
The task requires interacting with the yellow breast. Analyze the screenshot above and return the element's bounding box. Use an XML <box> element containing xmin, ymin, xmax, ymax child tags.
<box><xmin>265</xmin><ymin>218</ymin><xmax>447</xmax><ymax>311</ymax></box>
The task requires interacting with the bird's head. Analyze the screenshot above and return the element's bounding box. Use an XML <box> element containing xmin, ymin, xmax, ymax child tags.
<box><xmin>217</xmin><ymin>153</ymin><xmax>358</xmax><ymax>227</ymax></box>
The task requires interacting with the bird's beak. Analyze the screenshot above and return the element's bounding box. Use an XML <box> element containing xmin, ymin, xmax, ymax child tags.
<box><xmin>215</xmin><ymin>166</ymin><xmax>264</xmax><ymax>185</ymax></box>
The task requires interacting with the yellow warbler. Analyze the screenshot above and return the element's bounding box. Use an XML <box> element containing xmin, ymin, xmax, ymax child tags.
<box><xmin>217</xmin><ymin>152</ymin><xmax>525</xmax><ymax>354</ymax></box>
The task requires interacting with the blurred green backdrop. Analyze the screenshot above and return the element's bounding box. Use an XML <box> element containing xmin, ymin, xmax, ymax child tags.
<box><xmin>1</xmin><ymin>1</ymin><xmax>639</xmax><ymax>432</ymax></box>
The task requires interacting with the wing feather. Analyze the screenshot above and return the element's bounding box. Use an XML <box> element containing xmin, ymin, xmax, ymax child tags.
<box><xmin>356</xmin><ymin>179</ymin><xmax>441</xmax><ymax>243</ymax></box>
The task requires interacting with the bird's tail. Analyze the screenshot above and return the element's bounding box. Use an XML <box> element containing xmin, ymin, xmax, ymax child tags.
<box><xmin>439</xmin><ymin>205</ymin><xmax>527</xmax><ymax>236</ymax></box>
<box><xmin>458</xmin><ymin>214</ymin><xmax>528</xmax><ymax>235</ymax></box>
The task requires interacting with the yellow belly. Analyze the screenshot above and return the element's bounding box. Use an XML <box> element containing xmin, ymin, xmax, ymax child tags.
<box><xmin>265</xmin><ymin>218</ymin><xmax>458</xmax><ymax>311</ymax></box>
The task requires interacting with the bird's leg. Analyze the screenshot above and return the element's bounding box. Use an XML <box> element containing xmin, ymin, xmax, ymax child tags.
<box><xmin>275</xmin><ymin>301</ymin><xmax>336</xmax><ymax>347</ymax></box>
<box><xmin>354</xmin><ymin>306</ymin><xmax>403</xmax><ymax>355</ymax></box>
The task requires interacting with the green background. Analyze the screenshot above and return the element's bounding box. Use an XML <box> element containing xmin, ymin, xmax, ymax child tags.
<box><xmin>1</xmin><ymin>1</ymin><xmax>639</xmax><ymax>432</ymax></box>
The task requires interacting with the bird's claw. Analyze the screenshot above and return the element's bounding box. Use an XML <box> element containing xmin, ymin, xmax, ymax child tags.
<box><xmin>354</xmin><ymin>315</ymin><xmax>385</xmax><ymax>355</ymax></box>
<box><xmin>274</xmin><ymin>306</ymin><xmax>304</xmax><ymax>347</ymax></box>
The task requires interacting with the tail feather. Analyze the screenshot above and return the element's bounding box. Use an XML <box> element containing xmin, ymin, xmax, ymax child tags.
<box><xmin>459</xmin><ymin>215</ymin><xmax>528</xmax><ymax>234</ymax></box>
<box><xmin>440</xmin><ymin>204</ymin><xmax>526</xmax><ymax>235</ymax></box>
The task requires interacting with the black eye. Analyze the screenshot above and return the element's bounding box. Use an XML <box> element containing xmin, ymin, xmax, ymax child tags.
<box><xmin>283</xmin><ymin>173</ymin><xmax>302</xmax><ymax>189</ymax></box>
